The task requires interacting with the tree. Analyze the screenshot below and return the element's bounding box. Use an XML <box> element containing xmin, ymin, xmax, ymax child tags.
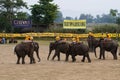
<box><xmin>31</xmin><ymin>0</ymin><xmax>58</xmax><ymax>28</ymax></box>
<box><xmin>0</xmin><ymin>0</ymin><xmax>27</xmax><ymax>32</ymax></box>
<box><xmin>100</xmin><ymin>14</ymin><xmax>116</xmax><ymax>23</ymax></box>
<box><xmin>110</xmin><ymin>9</ymin><xmax>118</xmax><ymax>16</ymax></box>
<box><xmin>64</xmin><ymin>16</ymin><xmax>73</xmax><ymax>20</ymax></box>
<box><xmin>110</xmin><ymin>9</ymin><xmax>120</xmax><ymax>25</ymax></box>
<box><xmin>79</xmin><ymin>14</ymin><xmax>94</xmax><ymax>23</ymax></box>
<box><xmin>54</xmin><ymin>11</ymin><xmax>63</xmax><ymax>23</ymax></box>
<box><xmin>0</xmin><ymin>12</ymin><xmax>11</xmax><ymax>32</ymax></box>
<box><xmin>16</xmin><ymin>12</ymin><xmax>29</xmax><ymax>19</ymax></box>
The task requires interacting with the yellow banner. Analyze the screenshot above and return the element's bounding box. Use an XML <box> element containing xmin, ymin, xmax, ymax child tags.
<box><xmin>63</xmin><ymin>20</ymin><xmax>86</xmax><ymax>29</ymax></box>
<box><xmin>0</xmin><ymin>33</ymin><xmax>120</xmax><ymax>38</ymax></box>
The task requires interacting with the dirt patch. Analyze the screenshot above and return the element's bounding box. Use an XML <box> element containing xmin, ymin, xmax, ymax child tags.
<box><xmin>0</xmin><ymin>42</ymin><xmax>120</xmax><ymax>80</ymax></box>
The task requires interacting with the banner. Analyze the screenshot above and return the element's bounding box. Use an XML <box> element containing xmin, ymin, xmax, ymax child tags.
<box><xmin>12</xmin><ymin>19</ymin><xmax>32</xmax><ymax>28</ymax></box>
<box><xmin>63</xmin><ymin>20</ymin><xmax>86</xmax><ymax>29</ymax></box>
<box><xmin>0</xmin><ymin>33</ymin><xmax>120</xmax><ymax>38</ymax></box>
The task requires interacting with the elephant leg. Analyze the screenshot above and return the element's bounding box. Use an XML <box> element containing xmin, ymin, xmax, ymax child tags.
<box><xmin>102</xmin><ymin>50</ymin><xmax>105</xmax><ymax>60</ymax></box>
<box><xmin>52</xmin><ymin>52</ymin><xmax>57</xmax><ymax>60</ymax></box>
<box><xmin>111</xmin><ymin>49</ymin><xmax>117</xmax><ymax>60</ymax></box>
<box><xmin>93</xmin><ymin>47</ymin><xmax>97</xmax><ymax>58</ymax></box>
<box><xmin>65</xmin><ymin>53</ymin><xmax>69</xmax><ymax>61</ymax></box>
<box><xmin>16</xmin><ymin>56</ymin><xmax>20</xmax><ymax>64</ymax></box>
<box><xmin>81</xmin><ymin>55</ymin><xmax>85</xmax><ymax>62</ymax></box>
<box><xmin>29</xmin><ymin>53</ymin><xmax>34</xmax><ymax>64</ymax></box>
<box><xmin>57</xmin><ymin>52</ymin><xmax>60</xmax><ymax>61</ymax></box>
<box><xmin>30</xmin><ymin>57</ymin><xmax>32</xmax><ymax>64</ymax></box>
<box><xmin>47</xmin><ymin>50</ymin><xmax>52</xmax><ymax>60</ymax></box>
<box><xmin>22</xmin><ymin>56</ymin><xmax>25</xmax><ymax>64</ymax></box>
<box><xmin>36</xmin><ymin>51</ymin><xmax>41</xmax><ymax>62</ymax></box>
<box><xmin>84</xmin><ymin>53</ymin><xmax>91</xmax><ymax>63</ymax></box>
<box><xmin>99</xmin><ymin>49</ymin><xmax>102</xmax><ymax>59</ymax></box>
<box><xmin>71</xmin><ymin>54</ymin><xmax>76</xmax><ymax>62</ymax></box>
<box><xmin>32</xmin><ymin>56</ymin><xmax>36</xmax><ymax>63</ymax></box>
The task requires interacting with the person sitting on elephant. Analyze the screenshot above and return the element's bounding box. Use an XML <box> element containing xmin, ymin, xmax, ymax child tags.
<box><xmin>72</xmin><ymin>37</ymin><xmax>77</xmax><ymax>44</ymax></box>
<box><xmin>76</xmin><ymin>36</ymin><xmax>80</xmax><ymax>43</ymax></box>
<box><xmin>30</xmin><ymin>36</ymin><xmax>34</xmax><ymax>41</ymax></box>
<box><xmin>24</xmin><ymin>35</ymin><xmax>33</xmax><ymax>42</ymax></box>
<box><xmin>55</xmin><ymin>36</ymin><xmax>66</xmax><ymax>43</ymax></box>
<box><xmin>88</xmin><ymin>31</ymin><xmax>94</xmax><ymax>37</ymax></box>
<box><xmin>106</xmin><ymin>33</ymin><xmax>111</xmax><ymax>40</ymax></box>
<box><xmin>25</xmin><ymin>35</ymin><xmax>30</xmax><ymax>40</ymax></box>
<box><xmin>104</xmin><ymin>32</ymin><xmax>111</xmax><ymax>41</ymax></box>
<box><xmin>55</xmin><ymin>36</ymin><xmax>60</xmax><ymax>40</ymax></box>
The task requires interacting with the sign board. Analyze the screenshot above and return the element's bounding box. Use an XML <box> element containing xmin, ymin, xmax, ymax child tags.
<box><xmin>12</xmin><ymin>19</ymin><xmax>32</xmax><ymax>28</ymax></box>
<box><xmin>63</xmin><ymin>20</ymin><xmax>86</xmax><ymax>29</ymax></box>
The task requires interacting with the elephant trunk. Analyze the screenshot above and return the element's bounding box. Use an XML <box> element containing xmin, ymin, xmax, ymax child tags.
<box><xmin>36</xmin><ymin>50</ymin><xmax>41</xmax><ymax>62</ymax></box>
<box><xmin>94</xmin><ymin>47</ymin><xmax>97</xmax><ymax>58</ymax></box>
<box><xmin>47</xmin><ymin>49</ymin><xmax>52</xmax><ymax>60</ymax></box>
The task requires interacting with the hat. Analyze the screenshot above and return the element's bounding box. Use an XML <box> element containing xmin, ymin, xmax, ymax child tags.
<box><xmin>89</xmin><ymin>32</ymin><xmax>93</xmax><ymax>36</ymax></box>
<box><xmin>55</xmin><ymin>36</ymin><xmax>60</xmax><ymax>41</ymax></box>
<box><xmin>72</xmin><ymin>38</ymin><xmax>76</xmax><ymax>42</ymax></box>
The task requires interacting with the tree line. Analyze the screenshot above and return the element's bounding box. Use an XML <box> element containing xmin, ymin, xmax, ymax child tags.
<box><xmin>55</xmin><ymin>10</ymin><xmax>120</xmax><ymax>24</ymax></box>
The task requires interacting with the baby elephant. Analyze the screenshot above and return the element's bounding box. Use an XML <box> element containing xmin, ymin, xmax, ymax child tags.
<box><xmin>14</xmin><ymin>42</ymin><xmax>35</xmax><ymax>64</ymax></box>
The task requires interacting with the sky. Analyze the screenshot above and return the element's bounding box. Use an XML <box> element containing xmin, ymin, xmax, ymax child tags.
<box><xmin>24</xmin><ymin>0</ymin><xmax>120</xmax><ymax>18</ymax></box>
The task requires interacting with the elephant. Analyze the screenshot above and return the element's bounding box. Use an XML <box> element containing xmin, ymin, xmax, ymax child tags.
<box><xmin>21</xmin><ymin>41</ymin><xmax>41</xmax><ymax>62</ymax></box>
<box><xmin>14</xmin><ymin>42</ymin><xmax>36</xmax><ymax>64</ymax></box>
<box><xmin>87</xmin><ymin>35</ymin><xmax>118</xmax><ymax>60</ymax></box>
<box><xmin>69</xmin><ymin>42</ymin><xmax>91</xmax><ymax>63</ymax></box>
<box><xmin>47</xmin><ymin>41</ymin><xmax>70</xmax><ymax>61</ymax></box>
<box><xmin>47</xmin><ymin>41</ymin><xmax>91</xmax><ymax>63</ymax></box>
<box><xmin>98</xmin><ymin>39</ymin><xmax>118</xmax><ymax>60</ymax></box>
<box><xmin>87</xmin><ymin>35</ymin><xmax>100</xmax><ymax>58</ymax></box>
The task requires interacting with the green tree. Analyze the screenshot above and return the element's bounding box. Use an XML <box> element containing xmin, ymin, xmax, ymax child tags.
<box><xmin>54</xmin><ymin>11</ymin><xmax>63</xmax><ymax>23</ymax></box>
<box><xmin>31</xmin><ymin>0</ymin><xmax>58</xmax><ymax>28</ymax></box>
<box><xmin>110</xmin><ymin>9</ymin><xmax>120</xmax><ymax>25</ymax></box>
<box><xmin>110</xmin><ymin>9</ymin><xmax>118</xmax><ymax>16</ymax></box>
<box><xmin>16</xmin><ymin>12</ymin><xmax>29</xmax><ymax>19</ymax></box>
<box><xmin>0</xmin><ymin>12</ymin><xmax>11</xmax><ymax>32</ymax></box>
<box><xmin>0</xmin><ymin>0</ymin><xmax>27</xmax><ymax>32</ymax></box>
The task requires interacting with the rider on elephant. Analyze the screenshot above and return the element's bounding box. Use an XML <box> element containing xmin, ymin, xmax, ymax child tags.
<box><xmin>55</xmin><ymin>36</ymin><xmax>61</xmax><ymax>43</ymax></box>
<box><xmin>24</xmin><ymin>35</ymin><xmax>33</xmax><ymax>42</ymax></box>
<box><xmin>88</xmin><ymin>31</ymin><xmax>94</xmax><ymax>37</ymax></box>
<box><xmin>72</xmin><ymin>37</ymin><xmax>76</xmax><ymax>44</ymax></box>
<box><xmin>106</xmin><ymin>32</ymin><xmax>111</xmax><ymax>40</ymax></box>
<box><xmin>55</xmin><ymin>36</ymin><xmax>67</xmax><ymax>43</ymax></box>
<box><xmin>103</xmin><ymin>32</ymin><xmax>111</xmax><ymax>41</ymax></box>
<box><xmin>76</xmin><ymin>36</ymin><xmax>80</xmax><ymax>43</ymax></box>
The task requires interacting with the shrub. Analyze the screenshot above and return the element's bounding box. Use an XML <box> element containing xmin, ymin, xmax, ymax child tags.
<box><xmin>92</xmin><ymin>24</ymin><xmax>120</xmax><ymax>33</ymax></box>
